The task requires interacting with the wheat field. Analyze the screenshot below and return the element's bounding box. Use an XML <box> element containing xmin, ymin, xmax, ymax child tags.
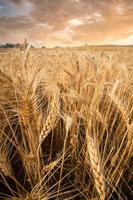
<box><xmin>0</xmin><ymin>47</ymin><xmax>133</xmax><ymax>199</ymax></box>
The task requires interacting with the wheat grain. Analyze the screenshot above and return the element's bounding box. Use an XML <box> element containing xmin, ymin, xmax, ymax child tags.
<box><xmin>86</xmin><ymin>133</ymin><xmax>106</xmax><ymax>200</ymax></box>
<box><xmin>39</xmin><ymin>96</ymin><xmax>59</xmax><ymax>143</ymax></box>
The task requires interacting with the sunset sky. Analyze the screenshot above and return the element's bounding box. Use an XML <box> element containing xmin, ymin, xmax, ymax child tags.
<box><xmin>0</xmin><ymin>0</ymin><xmax>133</xmax><ymax>47</ymax></box>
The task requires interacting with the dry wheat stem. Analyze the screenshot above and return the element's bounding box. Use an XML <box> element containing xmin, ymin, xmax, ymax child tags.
<box><xmin>57</xmin><ymin>115</ymin><xmax>72</xmax><ymax>198</ymax></box>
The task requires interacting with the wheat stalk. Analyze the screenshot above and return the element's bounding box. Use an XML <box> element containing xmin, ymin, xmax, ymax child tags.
<box><xmin>0</xmin><ymin>141</ymin><xmax>12</xmax><ymax>177</ymax></box>
<box><xmin>86</xmin><ymin>132</ymin><xmax>105</xmax><ymax>200</ymax></box>
<box><xmin>39</xmin><ymin>96</ymin><xmax>59</xmax><ymax>143</ymax></box>
<box><xmin>20</xmin><ymin>99</ymin><xmax>33</xmax><ymax>128</ymax></box>
<box><xmin>37</xmin><ymin>95</ymin><xmax>59</xmax><ymax>182</ymax></box>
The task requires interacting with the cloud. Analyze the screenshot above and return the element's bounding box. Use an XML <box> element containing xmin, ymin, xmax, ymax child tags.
<box><xmin>67</xmin><ymin>13</ymin><xmax>102</xmax><ymax>28</ymax></box>
<box><xmin>37</xmin><ymin>22</ymin><xmax>53</xmax><ymax>30</ymax></box>
<box><xmin>0</xmin><ymin>1</ymin><xmax>33</xmax><ymax>17</ymax></box>
<box><xmin>0</xmin><ymin>0</ymin><xmax>133</xmax><ymax>46</ymax></box>
<box><xmin>94</xmin><ymin>12</ymin><xmax>102</xmax><ymax>18</ymax></box>
<box><xmin>9</xmin><ymin>0</ymin><xmax>24</xmax><ymax>4</ymax></box>
<box><xmin>116</xmin><ymin>5</ymin><xmax>126</xmax><ymax>15</ymax></box>
<box><xmin>68</xmin><ymin>18</ymin><xmax>84</xmax><ymax>26</ymax></box>
<box><xmin>0</xmin><ymin>5</ymin><xmax>4</xmax><ymax>10</ymax></box>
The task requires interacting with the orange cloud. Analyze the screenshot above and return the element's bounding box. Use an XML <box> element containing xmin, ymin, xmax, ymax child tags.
<box><xmin>0</xmin><ymin>0</ymin><xmax>133</xmax><ymax>46</ymax></box>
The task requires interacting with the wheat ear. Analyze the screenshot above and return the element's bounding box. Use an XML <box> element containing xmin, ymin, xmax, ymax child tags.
<box><xmin>0</xmin><ymin>141</ymin><xmax>12</xmax><ymax>177</ymax></box>
<box><xmin>20</xmin><ymin>99</ymin><xmax>33</xmax><ymax>128</ymax></box>
<box><xmin>37</xmin><ymin>96</ymin><xmax>59</xmax><ymax>181</ymax></box>
<box><xmin>39</xmin><ymin>96</ymin><xmax>59</xmax><ymax>143</ymax></box>
<box><xmin>86</xmin><ymin>133</ymin><xmax>105</xmax><ymax>200</ymax></box>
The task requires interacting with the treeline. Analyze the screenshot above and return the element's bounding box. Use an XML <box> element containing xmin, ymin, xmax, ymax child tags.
<box><xmin>0</xmin><ymin>43</ymin><xmax>35</xmax><ymax>49</ymax></box>
<box><xmin>0</xmin><ymin>43</ymin><xmax>20</xmax><ymax>48</ymax></box>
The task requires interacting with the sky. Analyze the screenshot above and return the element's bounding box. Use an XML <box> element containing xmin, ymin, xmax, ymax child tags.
<box><xmin>0</xmin><ymin>0</ymin><xmax>133</xmax><ymax>47</ymax></box>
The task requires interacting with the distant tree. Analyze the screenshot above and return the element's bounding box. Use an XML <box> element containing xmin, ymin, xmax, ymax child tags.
<box><xmin>16</xmin><ymin>43</ymin><xmax>20</xmax><ymax>48</ymax></box>
<box><xmin>31</xmin><ymin>45</ymin><xmax>34</xmax><ymax>48</ymax></box>
<box><xmin>0</xmin><ymin>43</ymin><xmax>15</xmax><ymax>48</ymax></box>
